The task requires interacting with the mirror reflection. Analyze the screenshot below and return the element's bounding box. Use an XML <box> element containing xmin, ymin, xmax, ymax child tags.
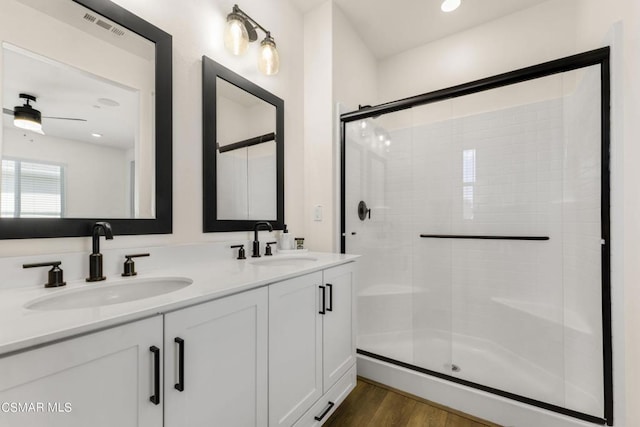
<box><xmin>216</xmin><ymin>77</ymin><xmax>277</xmax><ymax>220</ymax></box>
<box><xmin>1</xmin><ymin>0</ymin><xmax>156</xmax><ymax>219</ymax></box>
<box><xmin>202</xmin><ymin>55</ymin><xmax>284</xmax><ymax>232</ymax></box>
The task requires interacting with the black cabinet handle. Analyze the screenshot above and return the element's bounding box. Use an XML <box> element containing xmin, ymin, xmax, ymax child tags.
<box><xmin>326</xmin><ymin>283</ymin><xmax>333</xmax><ymax>312</ymax></box>
<box><xmin>174</xmin><ymin>338</ymin><xmax>185</xmax><ymax>392</ymax></box>
<box><xmin>150</xmin><ymin>346</ymin><xmax>160</xmax><ymax>405</ymax></box>
<box><xmin>319</xmin><ymin>285</ymin><xmax>326</xmax><ymax>315</ymax></box>
<box><xmin>314</xmin><ymin>401</ymin><xmax>335</xmax><ymax>421</ymax></box>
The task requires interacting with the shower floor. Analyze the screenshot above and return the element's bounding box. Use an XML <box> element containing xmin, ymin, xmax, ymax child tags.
<box><xmin>357</xmin><ymin>329</ymin><xmax>600</xmax><ymax>416</ymax></box>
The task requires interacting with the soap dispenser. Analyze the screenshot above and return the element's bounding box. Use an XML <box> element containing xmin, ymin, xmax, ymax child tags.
<box><xmin>279</xmin><ymin>224</ymin><xmax>293</xmax><ymax>250</ymax></box>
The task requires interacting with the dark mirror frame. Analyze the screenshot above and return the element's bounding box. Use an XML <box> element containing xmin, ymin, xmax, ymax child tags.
<box><xmin>202</xmin><ymin>56</ymin><xmax>284</xmax><ymax>232</ymax></box>
<box><xmin>0</xmin><ymin>0</ymin><xmax>172</xmax><ymax>239</ymax></box>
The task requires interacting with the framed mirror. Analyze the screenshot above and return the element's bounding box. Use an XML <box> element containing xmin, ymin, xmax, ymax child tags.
<box><xmin>202</xmin><ymin>56</ymin><xmax>284</xmax><ymax>232</ymax></box>
<box><xmin>0</xmin><ymin>0</ymin><xmax>172</xmax><ymax>238</ymax></box>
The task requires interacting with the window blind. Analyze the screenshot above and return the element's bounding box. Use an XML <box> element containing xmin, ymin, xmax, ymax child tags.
<box><xmin>1</xmin><ymin>159</ymin><xmax>64</xmax><ymax>218</ymax></box>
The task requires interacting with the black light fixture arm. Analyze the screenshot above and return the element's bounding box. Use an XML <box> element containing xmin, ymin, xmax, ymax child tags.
<box><xmin>19</xmin><ymin>93</ymin><xmax>37</xmax><ymax>106</ymax></box>
<box><xmin>232</xmin><ymin>4</ymin><xmax>270</xmax><ymax>39</ymax></box>
<box><xmin>224</xmin><ymin>4</ymin><xmax>280</xmax><ymax>75</ymax></box>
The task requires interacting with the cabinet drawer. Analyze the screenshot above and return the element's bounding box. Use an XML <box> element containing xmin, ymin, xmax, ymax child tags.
<box><xmin>293</xmin><ymin>364</ymin><xmax>356</xmax><ymax>427</ymax></box>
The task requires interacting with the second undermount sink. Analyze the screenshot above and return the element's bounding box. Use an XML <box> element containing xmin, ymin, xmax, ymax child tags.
<box><xmin>250</xmin><ymin>255</ymin><xmax>318</xmax><ymax>267</ymax></box>
<box><xmin>25</xmin><ymin>277</ymin><xmax>193</xmax><ymax>311</ymax></box>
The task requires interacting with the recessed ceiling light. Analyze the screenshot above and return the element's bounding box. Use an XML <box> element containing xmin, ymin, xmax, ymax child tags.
<box><xmin>91</xmin><ymin>133</ymin><xmax>102</xmax><ymax>138</ymax></box>
<box><xmin>441</xmin><ymin>0</ymin><xmax>461</xmax><ymax>12</ymax></box>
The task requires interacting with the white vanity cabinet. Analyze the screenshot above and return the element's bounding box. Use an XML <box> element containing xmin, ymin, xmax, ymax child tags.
<box><xmin>0</xmin><ymin>316</ymin><xmax>163</xmax><ymax>427</ymax></box>
<box><xmin>321</xmin><ymin>263</ymin><xmax>356</xmax><ymax>392</ymax></box>
<box><xmin>269</xmin><ymin>271</ymin><xmax>324</xmax><ymax>427</ymax></box>
<box><xmin>269</xmin><ymin>262</ymin><xmax>356</xmax><ymax>427</ymax></box>
<box><xmin>163</xmin><ymin>287</ymin><xmax>268</xmax><ymax>427</ymax></box>
<box><xmin>0</xmin><ymin>257</ymin><xmax>356</xmax><ymax>427</ymax></box>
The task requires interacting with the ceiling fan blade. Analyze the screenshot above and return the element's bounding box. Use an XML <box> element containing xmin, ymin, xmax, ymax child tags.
<box><xmin>2</xmin><ymin>108</ymin><xmax>14</xmax><ymax>115</ymax></box>
<box><xmin>42</xmin><ymin>116</ymin><xmax>87</xmax><ymax>122</ymax></box>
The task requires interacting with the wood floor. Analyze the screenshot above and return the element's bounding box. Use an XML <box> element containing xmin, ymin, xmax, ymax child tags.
<box><xmin>324</xmin><ymin>377</ymin><xmax>502</xmax><ymax>427</ymax></box>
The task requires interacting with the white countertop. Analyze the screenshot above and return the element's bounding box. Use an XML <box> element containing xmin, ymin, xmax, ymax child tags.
<box><xmin>0</xmin><ymin>250</ymin><xmax>357</xmax><ymax>355</ymax></box>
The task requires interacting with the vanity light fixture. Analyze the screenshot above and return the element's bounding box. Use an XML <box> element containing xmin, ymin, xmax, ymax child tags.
<box><xmin>91</xmin><ymin>133</ymin><xmax>102</xmax><ymax>138</ymax></box>
<box><xmin>441</xmin><ymin>0</ymin><xmax>461</xmax><ymax>12</ymax></box>
<box><xmin>224</xmin><ymin>4</ymin><xmax>280</xmax><ymax>75</ymax></box>
<box><xmin>13</xmin><ymin>94</ymin><xmax>44</xmax><ymax>135</ymax></box>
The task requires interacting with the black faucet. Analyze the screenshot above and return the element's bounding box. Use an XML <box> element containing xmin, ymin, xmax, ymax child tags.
<box><xmin>252</xmin><ymin>221</ymin><xmax>273</xmax><ymax>258</ymax></box>
<box><xmin>86</xmin><ymin>221</ymin><xmax>113</xmax><ymax>282</ymax></box>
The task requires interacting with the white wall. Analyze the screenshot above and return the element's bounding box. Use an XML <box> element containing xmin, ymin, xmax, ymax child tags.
<box><xmin>622</xmin><ymin>0</ymin><xmax>640</xmax><ymax>423</ymax></box>
<box><xmin>331</xmin><ymin>5</ymin><xmax>378</xmax><ymax>111</ymax></box>
<box><xmin>377</xmin><ymin>0</ymin><xmax>580</xmax><ymax>103</ymax></box>
<box><xmin>302</xmin><ymin>1</ymin><xmax>377</xmax><ymax>252</ymax></box>
<box><xmin>0</xmin><ymin>0</ymin><xmax>305</xmax><ymax>256</ymax></box>
<box><xmin>303</xmin><ymin>2</ymin><xmax>333</xmax><ymax>250</ymax></box>
<box><xmin>3</xmin><ymin>127</ymin><xmax>129</xmax><ymax>217</ymax></box>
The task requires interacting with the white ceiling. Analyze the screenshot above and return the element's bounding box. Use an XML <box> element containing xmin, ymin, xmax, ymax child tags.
<box><xmin>290</xmin><ymin>0</ymin><xmax>551</xmax><ymax>59</ymax></box>
<box><xmin>2</xmin><ymin>46</ymin><xmax>138</xmax><ymax>149</ymax></box>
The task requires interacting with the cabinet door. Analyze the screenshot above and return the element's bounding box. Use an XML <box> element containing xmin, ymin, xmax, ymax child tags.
<box><xmin>164</xmin><ymin>287</ymin><xmax>268</xmax><ymax>427</ymax></box>
<box><xmin>322</xmin><ymin>262</ymin><xmax>356</xmax><ymax>393</ymax></box>
<box><xmin>269</xmin><ymin>271</ymin><xmax>323</xmax><ymax>427</ymax></box>
<box><xmin>0</xmin><ymin>316</ymin><xmax>163</xmax><ymax>427</ymax></box>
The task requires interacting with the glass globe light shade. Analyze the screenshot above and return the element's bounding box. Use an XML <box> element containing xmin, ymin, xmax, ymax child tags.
<box><xmin>224</xmin><ymin>13</ymin><xmax>249</xmax><ymax>55</ymax></box>
<box><xmin>258</xmin><ymin>35</ymin><xmax>279</xmax><ymax>76</ymax></box>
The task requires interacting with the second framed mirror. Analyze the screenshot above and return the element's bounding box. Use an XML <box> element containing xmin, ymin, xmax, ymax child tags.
<box><xmin>202</xmin><ymin>56</ymin><xmax>284</xmax><ymax>232</ymax></box>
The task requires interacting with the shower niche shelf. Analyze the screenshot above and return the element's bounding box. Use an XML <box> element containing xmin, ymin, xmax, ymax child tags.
<box><xmin>492</xmin><ymin>297</ymin><xmax>592</xmax><ymax>335</ymax></box>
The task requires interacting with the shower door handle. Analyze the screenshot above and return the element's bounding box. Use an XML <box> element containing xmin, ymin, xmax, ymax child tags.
<box><xmin>358</xmin><ymin>201</ymin><xmax>371</xmax><ymax>221</ymax></box>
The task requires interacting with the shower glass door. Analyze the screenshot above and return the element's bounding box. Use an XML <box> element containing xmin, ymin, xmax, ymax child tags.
<box><xmin>343</xmin><ymin>60</ymin><xmax>607</xmax><ymax>421</ymax></box>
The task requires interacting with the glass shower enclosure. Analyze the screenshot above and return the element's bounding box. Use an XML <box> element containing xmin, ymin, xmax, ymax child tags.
<box><xmin>341</xmin><ymin>49</ymin><xmax>611</xmax><ymax>425</ymax></box>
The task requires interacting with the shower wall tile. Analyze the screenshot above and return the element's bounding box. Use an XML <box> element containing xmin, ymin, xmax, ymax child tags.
<box><xmin>561</xmin><ymin>65</ymin><xmax>603</xmax><ymax>414</ymax></box>
<box><xmin>407</xmin><ymin>96</ymin><xmax>571</xmax><ymax>399</ymax></box>
<box><xmin>346</xmin><ymin>66</ymin><xmax>604</xmax><ymax>417</ymax></box>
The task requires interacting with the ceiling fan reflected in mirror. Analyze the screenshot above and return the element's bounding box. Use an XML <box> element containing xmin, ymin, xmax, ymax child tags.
<box><xmin>2</xmin><ymin>93</ymin><xmax>87</xmax><ymax>135</ymax></box>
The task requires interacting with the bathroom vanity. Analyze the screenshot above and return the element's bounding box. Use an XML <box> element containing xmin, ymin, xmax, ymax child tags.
<box><xmin>0</xmin><ymin>247</ymin><xmax>357</xmax><ymax>427</ymax></box>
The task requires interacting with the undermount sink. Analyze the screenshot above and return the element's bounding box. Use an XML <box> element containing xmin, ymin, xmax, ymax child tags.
<box><xmin>25</xmin><ymin>277</ymin><xmax>193</xmax><ymax>311</ymax></box>
<box><xmin>250</xmin><ymin>255</ymin><xmax>318</xmax><ymax>267</ymax></box>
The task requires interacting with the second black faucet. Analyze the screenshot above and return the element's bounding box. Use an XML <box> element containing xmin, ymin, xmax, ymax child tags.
<box><xmin>252</xmin><ymin>221</ymin><xmax>273</xmax><ymax>258</ymax></box>
<box><xmin>87</xmin><ymin>221</ymin><xmax>113</xmax><ymax>282</ymax></box>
